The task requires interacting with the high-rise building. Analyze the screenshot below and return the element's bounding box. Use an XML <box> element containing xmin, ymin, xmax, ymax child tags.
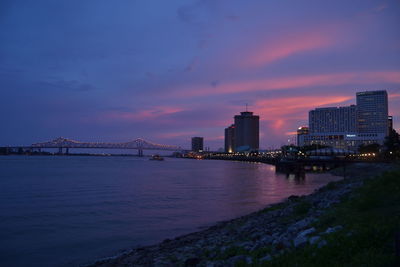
<box><xmin>224</xmin><ymin>124</ymin><xmax>235</xmax><ymax>153</ymax></box>
<box><xmin>191</xmin><ymin>137</ymin><xmax>204</xmax><ymax>152</ymax></box>
<box><xmin>303</xmin><ymin>90</ymin><xmax>390</xmax><ymax>150</ymax></box>
<box><xmin>356</xmin><ymin>90</ymin><xmax>388</xmax><ymax>135</ymax></box>
<box><xmin>234</xmin><ymin>111</ymin><xmax>259</xmax><ymax>151</ymax></box>
<box><xmin>297</xmin><ymin>126</ymin><xmax>309</xmax><ymax>147</ymax></box>
<box><xmin>309</xmin><ymin>105</ymin><xmax>356</xmax><ymax>133</ymax></box>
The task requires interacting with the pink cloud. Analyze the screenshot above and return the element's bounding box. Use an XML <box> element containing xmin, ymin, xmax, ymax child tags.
<box><xmin>255</xmin><ymin>95</ymin><xmax>352</xmax><ymax>118</ymax></box>
<box><xmin>172</xmin><ymin>70</ymin><xmax>400</xmax><ymax>98</ymax></box>
<box><xmin>242</xmin><ymin>31</ymin><xmax>334</xmax><ymax>68</ymax></box>
<box><xmin>102</xmin><ymin>106</ymin><xmax>184</xmax><ymax>122</ymax></box>
<box><xmin>253</xmin><ymin>95</ymin><xmax>352</xmax><ymax>139</ymax></box>
<box><xmin>156</xmin><ymin>131</ymin><xmax>198</xmax><ymax>139</ymax></box>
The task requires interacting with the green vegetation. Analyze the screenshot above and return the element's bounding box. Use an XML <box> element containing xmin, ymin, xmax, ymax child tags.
<box><xmin>384</xmin><ymin>129</ymin><xmax>400</xmax><ymax>160</ymax></box>
<box><xmin>263</xmin><ymin>169</ymin><xmax>400</xmax><ymax>267</ymax></box>
<box><xmin>293</xmin><ymin>200</ymin><xmax>312</xmax><ymax>216</ymax></box>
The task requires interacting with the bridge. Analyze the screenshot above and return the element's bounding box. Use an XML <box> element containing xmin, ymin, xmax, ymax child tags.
<box><xmin>14</xmin><ymin>137</ymin><xmax>182</xmax><ymax>156</ymax></box>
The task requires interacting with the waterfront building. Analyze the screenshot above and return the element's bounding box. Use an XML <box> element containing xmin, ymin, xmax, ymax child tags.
<box><xmin>224</xmin><ymin>124</ymin><xmax>235</xmax><ymax>153</ymax></box>
<box><xmin>191</xmin><ymin>137</ymin><xmax>204</xmax><ymax>152</ymax></box>
<box><xmin>356</xmin><ymin>90</ymin><xmax>388</xmax><ymax>135</ymax></box>
<box><xmin>297</xmin><ymin>126</ymin><xmax>309</xmax><ymax>147</ymax></box>
<box><xmin>303</xmin><ymin>90</ymin><xmax>389</xmax><ymax>151</ymax></box>
<box><xmin>234</xmin><ymin>111</ymin><xmax>259</xmax><ymax>151</ymax></box>
<box><xmin>309</xmin><ymin>105</ymin><xmax>356</xmax><ymax>133</ymax></box>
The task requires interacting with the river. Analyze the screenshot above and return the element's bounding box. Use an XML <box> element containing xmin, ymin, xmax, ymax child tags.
<box><xmin>0</xmin><ymin>156</ymin><xmax>341</xmax><ymax>266</ymax></box>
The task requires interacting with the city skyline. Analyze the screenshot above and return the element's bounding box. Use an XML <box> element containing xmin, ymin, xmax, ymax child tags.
<box><xmin>1</xmin><ymin>0</ymin><xmax>400</xmax><ymax>150</ymax></box>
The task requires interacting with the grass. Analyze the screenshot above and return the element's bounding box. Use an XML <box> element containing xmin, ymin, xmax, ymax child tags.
<box><xmin>261</xmin><ymin>169</ymin><xmax>400</xmax><ymax>267</ymax></box>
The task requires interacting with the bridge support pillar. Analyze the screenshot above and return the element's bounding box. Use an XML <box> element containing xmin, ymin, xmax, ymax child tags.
<box><xmin>138</xmin><ymin>149</ymin><xmax>143</xmax><ymax>157</ymax></box>
<box><xmin>66</xmin><ymin>148</ymin><xmax>69</xmax><ymax>154</ymax></box>
<box><xmin>58</xmin><ymin>147</ymin><xmax>63</xmax><ymax>154</ymax></box>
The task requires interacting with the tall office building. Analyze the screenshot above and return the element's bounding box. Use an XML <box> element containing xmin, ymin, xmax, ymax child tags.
<box><xmin>303</xmin><ymin>90</ymin><xmax>390</xmax><ymax>150</ymax></box>
<box><xmin>234</xmin><ymin>111</ymin><xmax>259</xmax><ymax>151</ymax></box>
<box><xmin>224</xmin><ymin>124</ymin><xmax>235</xmax><ymax>153</ymax></box>
<box><xmin>297</xmin><ymin>126</ymin><xmax>309</xmax><ymax>147</ymax></box>
<box><xmin>191</xmin><ymin>137</ymin><xmax>204</xmax><ymax>152</ymax></box>
<box><xmin>309</xmin><ymin>105</ymin><xmax>356</xmax><ymax>133</ymax></box>
<box><xmin>306</xmin><ymin>105</ymin><xmax>357</xmax><ymax>149</ymax></box>
<box><xmin>356</xmin><ymin>90</ymin><xmax>388</xmax><ymax>135</ymax></box>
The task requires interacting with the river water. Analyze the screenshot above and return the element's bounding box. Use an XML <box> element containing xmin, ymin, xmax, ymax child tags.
<box><xmin>0</xmin><ymin>156</ymin><xmax>341</xmax><ymax>266</ymax></box>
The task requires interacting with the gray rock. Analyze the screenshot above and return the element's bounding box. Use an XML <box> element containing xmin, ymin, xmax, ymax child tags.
<box><xmin>309</xmin><ymin>236</ymin><xmax>321</xmax><ymax>245</ymax></box>
<box><xmin>227</xmin><ymin>255</ymin><xmax>247</xmax><ymax>266</ymax></box>
<box><xmin>220</xmin><ymin>246</ymin><xmax>228</xmax><ymax>253</ymax></box>
<box><xmin>246</xmin><ymin>256</ymin><xmax>253</xmax><ymax>264</ymax></box>
<box><xmin>324</xmin><ymin>225</ymin><xmax>343</xmax><ymax>234</ymax></box>
<box><xmin>298</xmin><ymin>227</ymin><xmax>316</xmax><ymax>238</ymax></box>
<box><xmin>205</xmin><ymin>261</ymin><xmax>225</xmax><ymax>267</ymax></box>
<box><xmin>261</xmin><ymin>235</ymin><xmax>273</xmax><ymax>244</ymax></box>
<box><xmin>250</xmin><ymin>242</ymin><xmax>262</xmax><ymax>251</ymax></box>
<box><xmin>293</xmin><ymin>235</ymin><xmax>308</xmax><ymax>247</ymax></box>
<box><xmin>260</xmin><ymin>254</ymin><xmax>272</xmax><ymax>262</ymax></box>
<box><xmin>238</xmin><ymin>241</ymin><xmax>253</xmax><ymax>250</ymax></box>
<box><xmin>317</xmin><ymin>239</ymin><xmax>328</xmax><ymax>248</ymax></box>
<box><xmin>288</xmin><ymin>218</ymin><xmax>310</xmax><ymax>232</ymax></box>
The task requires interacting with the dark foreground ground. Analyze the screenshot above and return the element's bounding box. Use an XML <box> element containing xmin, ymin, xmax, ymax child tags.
<box><xmin>89</xmin><ymin>163</ymin><xmax>400</xmax><ymax>267</ymax></box>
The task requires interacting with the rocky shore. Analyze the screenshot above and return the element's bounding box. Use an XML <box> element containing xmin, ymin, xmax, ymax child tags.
<box><xmin>89</xmin><ymin>163</ymin><xmax>397</xmax><ymax>267</ymax></box>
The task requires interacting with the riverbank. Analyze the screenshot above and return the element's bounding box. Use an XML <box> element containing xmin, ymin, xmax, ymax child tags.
<box><xmin>89</xmin><ymin>162</ymin><xmax>399</xmax><ymax>266</ymax></box>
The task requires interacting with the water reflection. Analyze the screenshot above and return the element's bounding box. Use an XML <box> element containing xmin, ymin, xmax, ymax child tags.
<box><xmin>0</xmin><ymin>156</ymin><xmax>341</xmax><ymax>267</ymax></box>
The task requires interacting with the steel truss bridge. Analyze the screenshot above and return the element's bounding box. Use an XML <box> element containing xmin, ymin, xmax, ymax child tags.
<box><xmin>25</xmin><ymin>137</ymin><xmax>182</xmax><ymax>156</ymax></box>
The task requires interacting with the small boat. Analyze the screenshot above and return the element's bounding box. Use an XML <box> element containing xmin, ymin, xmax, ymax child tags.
<box><xmin>149</xmin><ymin>154</ymin><xmax>164</xmax><ymax>161</ymax></box>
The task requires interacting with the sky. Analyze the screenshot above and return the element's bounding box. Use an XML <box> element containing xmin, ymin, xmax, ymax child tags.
<box><xmin>1</xmin><ymin>0</ymin><xmax>400</xmax><ymax>150</ymax></box>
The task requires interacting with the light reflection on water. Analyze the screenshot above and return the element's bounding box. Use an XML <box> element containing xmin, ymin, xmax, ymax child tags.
<box><xmin>0</xmin><ymin>156</ymin><xmax>341</xmax><ymax>267</ymax></box>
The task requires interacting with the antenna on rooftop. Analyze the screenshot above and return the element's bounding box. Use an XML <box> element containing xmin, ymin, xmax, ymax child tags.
<box><xmin>245</xmin><ymin>103</ymin><xmax>248</xmax><ymax>112</ymax></box>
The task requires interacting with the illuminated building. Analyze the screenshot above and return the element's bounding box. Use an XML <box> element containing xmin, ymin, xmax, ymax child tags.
<box><xmin>234</xmin><ymin>111</ymin><xmax>259</xmax><ymax>151</ymax></box>
<box><xmin>297</xmin><ymin>126</ymin><xmax>309</xmax><ymax>147</ymax></box>
<box><xmin>309</xmin><ymin>105</ymin><xmax>356</xmax><ymax>133</ymax></box>
<box><xmin>356</xmin><ymin>90</ymin><xmax>388</xmax><ymax>135</ymax></box>
<box><xmin>303</xmin><ymin>90</ymin><xmax>390</xmax><ymax>151</ymax></box>
<box><xmin>224</xmin><ymin>124</ymin><xmax>235</xmax><ymax>153</ymax></box>
<box><xmin>191</xmin><ymin>137</ymin><xmax>203</xmax><ymax>152</ymax></box>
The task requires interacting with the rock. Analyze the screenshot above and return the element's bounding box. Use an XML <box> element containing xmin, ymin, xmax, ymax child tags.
<box><xmin>220</xmin><ymin>246</ymin><xmax>228</xmax><ymax>253</ymax></box>
<box><xmin>238</xmin><ymin>241</ymin><xmax>253</xmax><ymax>250</ymax></box>
<box><xmin>317</xmin><ymin>239</ymin><xmax>328</xmax><ymax>248</ymax></box>
<box><xmin>293</xmin><ymin>235</ymin><xmax>308</xmax><ymax>247</ymax></box>
<box><xmin>205</xmin><ymin>260</ymin><xmax>225</xmax><ymax>267</ymax></box>
<box><xmin>309</xmin><ymin>236</ymin><xmax>321</xmax><ymax>245</ymax></box>
<box><xmin>246</xmin><ymin>256</ymin><xmax>253</xmax><ymax>264</ymax></box>
<box><xmin>260</xmin><ymin>254</ymin><xmax>272</xmax><ymax>262</ymax></box>
<box><xmin>324</xmin><ymin>225</ymin><xmax>343</xmax><ymax>234</ymax></box>
<box><xmin>280</xmin><ymin>206</ymin><xmax>294</xmax><ymax>216</ymax></box>
<box><xmin>288</xmin><ymin>218</ymin><xmax>310</xmax><ymax>232</ymax></box>
<box><xmin>261</xmin><ymin>235</ymin><xmax>273</xmax><ymax>244</ymax></box>
<box><xmin>227</xmin><ymin>255</ymin><xmax>247</xmax><ymax>266</ymax></box>
<box><xmin>298</xmin><ymin>227</ymin><xmax>316</xmax><ymax>238</ymax></box>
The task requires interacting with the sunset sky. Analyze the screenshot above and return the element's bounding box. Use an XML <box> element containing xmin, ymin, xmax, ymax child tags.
<box><xmin>1</xmin><ymin>0</ymin><xmax>400</xmax><ymax>149</ymax></box>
